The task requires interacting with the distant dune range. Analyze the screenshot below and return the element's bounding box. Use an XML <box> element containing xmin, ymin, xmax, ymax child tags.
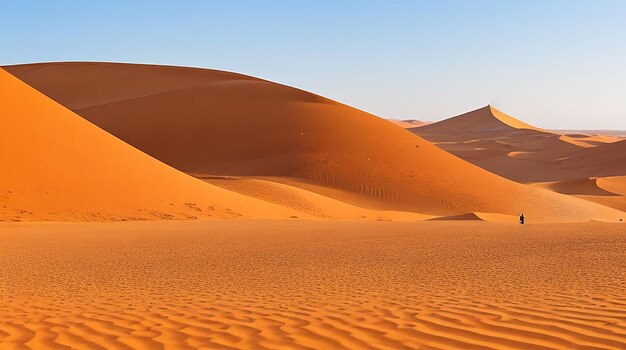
<box><xmin>408</xmin><ymin>105</ymin><xmax>626</xmax><ymax>212</ymax></box>
<box><xmin>551</xmin><ymin>129</ymin><xmax>626</xmax><ymax>138</ymax></box>
<box><xmin>409</xmin><ymin>105</ymin><xmax>626</xmax><ymax>182</ymax></box>
<box><xmin>4</xmin><ymin>62</ymin><xmax>624</xmax><ymax>222</ymax></box>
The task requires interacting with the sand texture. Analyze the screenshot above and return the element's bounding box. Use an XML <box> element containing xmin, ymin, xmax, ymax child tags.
<box><xmin>1</xmin><ymin>220</ymin><xmax>625</xmax><ymax>349</ymax></box>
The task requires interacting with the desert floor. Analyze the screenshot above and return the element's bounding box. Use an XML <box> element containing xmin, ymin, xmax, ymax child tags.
<box><xmin>1</xmin><ymin>220</ymin><xmax>625</xmax><ymax>350</ymax></box>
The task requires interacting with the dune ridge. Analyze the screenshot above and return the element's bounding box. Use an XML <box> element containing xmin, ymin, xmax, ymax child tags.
<box><xmin>5</xmin><ymin>62</ymin><xmax>623</xmax><ymax>222</ymax></box>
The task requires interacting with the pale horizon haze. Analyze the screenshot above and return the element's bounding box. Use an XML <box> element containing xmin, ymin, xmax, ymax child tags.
<box><xmin>1</xmin><ymin>0</ymin><xmax>625</xmax><ymax>129</ymax></box>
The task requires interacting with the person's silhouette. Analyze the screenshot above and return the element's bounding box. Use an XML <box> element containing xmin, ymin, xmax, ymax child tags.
<box><xmin>519</xmin><ymin>213</ymin><xmax>525</xmax><ymax>224</ymax></box>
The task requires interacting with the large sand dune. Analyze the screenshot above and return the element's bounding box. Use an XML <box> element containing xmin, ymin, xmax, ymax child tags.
<box><xmin>1</xmin><ymin>220</ymin><xmax>625</xmax><ymax>349</ymax></box>
<box><xmin>5</xmin><ymin>62</ymin><xmax>623</xmax><ymax>222</ymax></box>
<box><xmin>0</xmin><ymin>68</ymin><xmax>306</xmax><ymax>221</ymax></box>
<box><xmin>410</xmin><ymin>105</ymin><xmax>624</xmax><ymax>182</ymax></box>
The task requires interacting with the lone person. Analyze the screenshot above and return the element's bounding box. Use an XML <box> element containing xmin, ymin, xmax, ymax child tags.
<box><xmin>519</xmin><ymin>213</ymin><xmax>525</xmax><ymax>224</ymax></box>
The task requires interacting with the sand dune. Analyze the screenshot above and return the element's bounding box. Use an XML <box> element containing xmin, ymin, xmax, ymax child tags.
<box><xmin>388</xmin><ymin>119</ymin><xmax>431</xmax><ymax>128</ymax></box>
<box><xmin>1</xmin><ymin>220</ymin><xmax>625</xmax><ymax>349</ymax></box>
<box><xmin>597</xmin><ymin>175</ymin><xmax>626</xmax><ymax>195</ymax></box>
<box><xmin>558</xmin><ymin>134</ymin><xmax>622</xmax><ymax>148</ymax></box>
<box><xmin>416</xmin><ymin>105</ymin><xmax>544</xmax><ymax>134</ymax></box>
<box><xmin>533</xmin><ymin>176</ymin><xmax>626</xmax><ymax>213</ymax></box>
<box><xmin>5</xmin><ymin>62</ymin><xmax>623</xmax><ymax>222</ymax></box>
<box><xmin>200</xmin><ymin>176</ymin><xmax>432</xmax><ymax>221</ymax></box>
<box><xmin>556</xmin><ymin>140</ymin><xmax>626</xmax><ymax>178</ymax></box>
<box><xmin>551</xmin><ymin>129</ymin><xmax>626</xmax><ymax>138</ymax></box>
<box><xmin>411</xmin><ymin>105</ymin><xmax>624</xmax><ymax>183</ymax></box>
<box><xmin>532</xmin><ymin>177</ymin><xmax>621</xmax><ymax>196</ymax></box>
<box><xmin>0</xmin><ymin>68</ymin><xmax>306</xmax><ymax>221</ymax></box>
<box><xmin>2</xmin><ymin>60</ymin><xmax>625</xmax><ymax>350</ymax></box>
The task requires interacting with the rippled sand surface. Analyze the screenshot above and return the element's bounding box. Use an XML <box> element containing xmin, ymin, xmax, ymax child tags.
<box><xmin>1</xmin><ymin>220</ymin><xmax>625</xmax><ymax>349</ymax></box>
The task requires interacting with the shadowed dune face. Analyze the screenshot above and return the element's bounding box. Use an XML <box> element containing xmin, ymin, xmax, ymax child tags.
<box><xmin>555</xmin><ymin>139</ymin><xmax>626</xmax><ymax>177</ymax></box>
<box><xmin>411</xmin><ymin>106</ymin><xmax>626</xmax><ymax>183</ymax></box>
<box><xmin>0</xmin><ymin>68</ymin><xmax>307</xmax><ymax>221</ymax></box>
<box><xmin>5</xmin><ymin>62</ymin><xmax>623</xmax><ymax>222</ymax></box>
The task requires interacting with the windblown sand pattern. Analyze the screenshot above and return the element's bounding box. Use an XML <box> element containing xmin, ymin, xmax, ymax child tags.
<box><xmin>2</xmin><ymin>220</ymin><xmax>625</xmax><ymax>349</ymax></box>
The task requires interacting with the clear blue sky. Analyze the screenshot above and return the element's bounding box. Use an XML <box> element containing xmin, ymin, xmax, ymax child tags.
<box><xmin>2</xmin><ymin>0</ymin><xmax>625</xmax><ymax>129</ymax></box>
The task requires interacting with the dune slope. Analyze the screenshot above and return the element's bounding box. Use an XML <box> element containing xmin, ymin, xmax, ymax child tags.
<box><xmin>411</xmin><ymin>105</ymin><xmax>624</xmax><ymax>182</ymax></box>
<box><xmin>532</xmin><ymin>176</ymin><xmax>626</xmax><ymax>213</ymax></box>
<box><xmin>0</xmin><ymin>68</ymin><xmax>305</xmax><ymax>221</ymax></box>
<box><xmin>4</xmin><ymin>62</ymin><xmax>624</xmax><ymax>222</ymax></box>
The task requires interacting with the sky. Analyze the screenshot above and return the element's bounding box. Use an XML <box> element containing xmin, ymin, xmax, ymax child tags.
<box><xmin>1</xmin><ymin>0</ymin><xmax>625</xmax><ymax>129</ymax></box>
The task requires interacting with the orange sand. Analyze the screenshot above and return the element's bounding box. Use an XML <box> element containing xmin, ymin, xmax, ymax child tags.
<box><xmin>411</xmin><ymin>106</ymin><xmax>625</xmax><ymax>183</ymax></box>
<box><xmin>1</xmin><ymin>220</ymin><xmax>625</xmax><ymax>349</ymax></box>
<box><xmin>532</xmin><ymin>176</ymin><xmax>626</xmax><ymax>212</ymax></box>
<box><xmin>0</xmin><ymin>68</ymin><xmax>305</xmax><ymax>221</ymax></box>
<box><xmin>1</xmin><ymin>60</ymin><xmax>625</xmax><ymax>350</ymax></box>
<box><xmin>4</xmin><ymin>63</ymin><xmax>622</xmax><ymax>222</ymax></box>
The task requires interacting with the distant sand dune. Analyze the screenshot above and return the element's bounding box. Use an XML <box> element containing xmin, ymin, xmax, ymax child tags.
<box><xmin>533</xmin><ymin>176</ymin><xmax>626</xmax><ymax>213</ymax></box>
<box><xmin>388</xmin><ymin>119</ymin><xmax>431</xmax><ymax>128</ymax></box>
<box><xmin>556</xmin><ymin>140</ymin><xmax>626</xmax><ymax>178</ymax></box>
<box><xmin>411</xmin><ymin>105</ymin><xmax>625</xmax><ymax>183</ymax></box>
<box><xmin>5</xmin><ymin>62</ymin><xmax>623</xmax><ymax>222</ymax></box>
<box><xmin>551</xmin><ymin>130</ymin><xmax>626</xmax><ymax>138</ymax></box>
<box><xmin>532</xmin><ymin>178</ymin><xmax>621</xmax><ymax>196</ymax></box>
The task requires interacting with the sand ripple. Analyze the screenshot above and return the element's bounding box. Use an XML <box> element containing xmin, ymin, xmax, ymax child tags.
<box><xmin>1</xmin><ymin>220</ymin><xmax>625</xmax><ymax>349</ymax></box>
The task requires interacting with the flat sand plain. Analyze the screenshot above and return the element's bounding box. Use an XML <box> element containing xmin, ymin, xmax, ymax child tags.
<box><xmin>1</xmin><ymin>220</ymin><xmax>625</xmax><ymax>349</ymax></box>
